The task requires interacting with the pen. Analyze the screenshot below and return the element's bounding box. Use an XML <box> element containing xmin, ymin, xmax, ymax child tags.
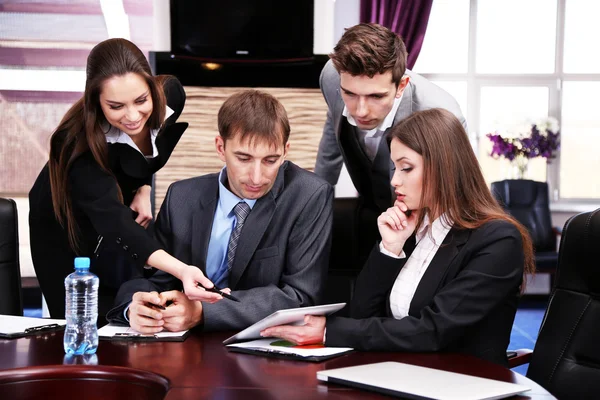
<box><xmin>149</xmin><ymin>300</ymin><xmax>172</xmax><ymax>311</ymax></box>
<box><xmin>199</xmin><ymin>284</ymin><xmax>240</xmax><ymax>302</ymax></box>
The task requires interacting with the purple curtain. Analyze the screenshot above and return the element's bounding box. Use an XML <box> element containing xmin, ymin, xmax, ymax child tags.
<box><xmin>360</xmin><ymin>0</ymin><xmax>433</xmax><ymax>69</ymax></box>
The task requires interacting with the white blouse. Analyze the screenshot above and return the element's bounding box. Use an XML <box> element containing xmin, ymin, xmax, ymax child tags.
<box><xmin>105</xmin><ymin>106</ymin><xmax>174</xmax><ymax>159</ymax></box>
<box><xmin>383</xmin><ymin>214</ymin><xmax>453</xmax><ymax>319</ymax></box>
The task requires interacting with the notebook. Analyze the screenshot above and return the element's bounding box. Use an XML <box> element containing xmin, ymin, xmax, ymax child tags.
<box><xmin>226</xmin><ymin>338</ymin><xmax>353</xmax><ymax>362</ymax></box>
<box><xmin>98</xmin><ymin>323</ymin><xmax>190</xmax><ymax>342</ymax></box>
<box><xmin>0</xmin><ymin>315</ymin><xmax>66</xmax><ymax>339</ymax></box>
<box><xmin>316</xmin><ymin>362</ymin><xmax>531</xmax><ymax>400</ymax></box>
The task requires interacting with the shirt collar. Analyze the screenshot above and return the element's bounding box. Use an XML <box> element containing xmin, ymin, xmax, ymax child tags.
<box><xmin>415</xmin><ymin>213</ymin><xmax>452</xmax><ymax>243</ymax></box>
<box><xmin>217</xmin><ymin>168</ymin><xmax>257</xmax><ymax>218</ymax></box>
<box><xmin>104</xmin><ymin>105</ymin><xmax>175</xmax><ymax>158</ymax></box>
<box><xmin>342</xmin><ymin>91</ymin><xmax>404</xmax><ymax>135</ymax></box>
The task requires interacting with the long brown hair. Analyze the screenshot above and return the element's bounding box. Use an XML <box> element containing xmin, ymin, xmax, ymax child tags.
<box><xmin>388</xmin><ymin>108</ymin><xmax>535</xmax><ymax>282</ymax></box>
<box><xmin>48</xmin><ymin>38</ymin><xmax>169</xmax><ymax>251</ymax></box>
<box><xmin>330</xmin><ymin>23</ymin><xmax>407</xmax><ymax>86</ymax></box>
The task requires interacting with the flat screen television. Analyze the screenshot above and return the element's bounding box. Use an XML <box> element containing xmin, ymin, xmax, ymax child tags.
<box><xmin>170</xmin><ymin>0</ymin><xmax>314</xmax><ymax>61</ymax></box>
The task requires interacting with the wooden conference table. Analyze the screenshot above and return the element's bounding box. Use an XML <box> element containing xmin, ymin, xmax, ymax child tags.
<box><xmin>0</xmin><ymin>330</ymin><xmax>555</xmax><ymax>399</ymax></box>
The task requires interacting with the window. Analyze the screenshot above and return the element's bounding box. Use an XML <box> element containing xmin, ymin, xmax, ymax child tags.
<box><xmin>412</xmin><ymin>0</ymin><xmax>469</xmax><ymax>74</ymax></box>
<box><xmin>412</xmin><ymin>0</ymin><xmax>600</xmax><ymax>207</ymax></box>
<box><xmin>476</xmin><ymin>0</ymin><xmax>557</xmax><ymax>74</ymax></box>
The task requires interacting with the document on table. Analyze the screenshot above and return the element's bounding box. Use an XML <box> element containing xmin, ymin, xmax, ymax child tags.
<box><xmin>98</xmin><ymin>323</ymin><xmax>190</xmax><ymax>342</ymax></box>
<box><xmin>226</xmin><ymin>338</ymin><xmax>353</xmax><ymax>362</ymax></box>
<box><xmin>0</xmin><ymin>315</ymin><xmax>66</xmax><ymax>338</ymax></box>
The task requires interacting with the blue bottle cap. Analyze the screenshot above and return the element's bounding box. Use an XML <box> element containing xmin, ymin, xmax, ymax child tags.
<box><xmin>74</xmin><ymin>257</ymin><xmax>90</xmax><ymax>269</ymax></box>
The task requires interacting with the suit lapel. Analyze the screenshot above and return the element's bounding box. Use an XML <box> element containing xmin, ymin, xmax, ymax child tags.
<box><xmin>333</xmin><ymin>95</ymin><xmax>345</xmax><ymax>143</ymax></box>
<box><xmin>373</xmin><ymin>80</ymin><xmax>415</xmax><ymax>183</ymax></box>
<box><xmin>191</xmin><ymin>178</ymin><xmax>219</xmax><ymax>275</ymax></box>
<box><xmin>227</xmin><ymin>163</ymin><xmax>286</xmax><ymax>288</ymax></box>
<box><xmin>115</xmin><ymin>122</ymin><xmax>188</xmax><ymax>178</ymax></box>
<box><xmin>408</xmin><ymin>227</ymin><xmax>470</xmax><ymax>316</ymax></box>
<box><xmin>110</xmin><ymin>144</ymin><xmax>148</xmax><ymax>179</ymax></box>
<box><xmin>154</xmin><ymin>122</ymin><xmax>188</xmax><ymax>167</ymax></box>
<box><xmin>393</xmin><ymin>79</ymin><xmax>414</xmax><ymax>126</ymax></box>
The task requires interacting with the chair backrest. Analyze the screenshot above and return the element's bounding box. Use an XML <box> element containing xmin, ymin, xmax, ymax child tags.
<box><xmin>491</xmin><ymin>179</ymin><xmax>555</xmax><ymax>252</ymax></box>
<box><xmin>323</xmin><ymin>197</ymin><xmax>362</xmax><ymax>305</ymax></box>
<box><xmin>526</xmin><ymin>208</ymin><xmax>600</xmax><ymax>399</ymax></box>
<box><xmin>0</xmin><ymin>198</ymin><xmax>23</xmax><ymax>316</ymax></box>
<box><xmin>0</xmin><ymin>198</ymin><xmax>23</xmax><ymax>315</ymax></box>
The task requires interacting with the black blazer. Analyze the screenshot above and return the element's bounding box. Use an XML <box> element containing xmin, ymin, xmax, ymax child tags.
<box><xmin>324</xmin><ymin>219</ymin><xmax>524</xmax><ymax>366</ymax></box>
<box><xmin>29</xmin><ymin>78</ymin><xmax>187</xmax><ymax>319</ymax></box>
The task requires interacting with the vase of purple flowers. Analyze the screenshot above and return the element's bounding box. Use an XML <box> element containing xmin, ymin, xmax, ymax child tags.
<box><xmin>486</xmin><ymin>117</ymin><xmax>560</xmax><ymax>179</ymax></box>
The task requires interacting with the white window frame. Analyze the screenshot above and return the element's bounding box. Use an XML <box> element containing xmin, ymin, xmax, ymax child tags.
<box><xmin>419</xmin><ymin>0</ymin><xmax>600</xmax><ymax>212</ymax></box>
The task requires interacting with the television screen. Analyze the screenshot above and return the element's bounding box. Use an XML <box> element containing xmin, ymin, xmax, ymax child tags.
<box><xmin>170</xmin><ymin>0</ymin><xmax>314</xmax><ymax>60</ymax></box>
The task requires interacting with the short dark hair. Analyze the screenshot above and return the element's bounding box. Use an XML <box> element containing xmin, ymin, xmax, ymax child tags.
<box><xmin>330</xmin><ymin>23</ymin><xmax>407</xmax><ymax>86</ymax></box>
<box><xmin>218</xmin><ymin>90</ymin><xmax>290</xmax><ymax>147</ymax></box>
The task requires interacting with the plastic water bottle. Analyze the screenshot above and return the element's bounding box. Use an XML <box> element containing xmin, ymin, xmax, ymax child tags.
<box><xmin>63</xmin><ymin>257</ymin><xmax>99</xmax><ymax>355</ymax></box>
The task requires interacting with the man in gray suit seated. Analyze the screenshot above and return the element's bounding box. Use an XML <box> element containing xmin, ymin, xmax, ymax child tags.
<box><xmin>314</xmin><ymin>22</ymin><xmax>466</xmax><ymax>267</ymax></box>
<box><xmin>107</xmin><ymin>90</ymin><xmax>333</xmax><ymax>333</ymax></box>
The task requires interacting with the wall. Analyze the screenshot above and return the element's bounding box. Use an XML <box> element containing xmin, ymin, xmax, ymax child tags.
<box><xmin>154</xmin><ymin>87</ymin><xmax>327</xmax><ymax>212</ymax></box>
<box><xmin>5</xmin><ymin>1</ymin><xmax>586</xmax><ymax>282</ymax></box>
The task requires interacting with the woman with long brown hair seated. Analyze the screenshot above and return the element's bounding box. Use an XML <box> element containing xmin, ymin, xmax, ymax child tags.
<box><xmin>29</xmin><ymin>38</ymin><xmax>222</xmax><ymax>319</ymax></box>
<box><xmin>262</xmin><ymin>108</ymin><xmax>535</xmax><ymax>366</ymax></box>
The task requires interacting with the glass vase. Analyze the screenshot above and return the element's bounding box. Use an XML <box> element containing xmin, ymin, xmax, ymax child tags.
<box><xmin>510</xmin><ymin>154</ymin><xmax>529</xmax><ymax>180</ymax></box>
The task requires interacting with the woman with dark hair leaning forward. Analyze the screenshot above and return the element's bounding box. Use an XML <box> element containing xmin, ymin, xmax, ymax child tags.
<box><xmin>29</xmin><ymin>38</ymin><xmax>222</xmax><ymax>319</ymax></box>
<box><xmin>263</xmin><ymin>108</ymin><xmax>535</xmax><ymax>366</ymax></box>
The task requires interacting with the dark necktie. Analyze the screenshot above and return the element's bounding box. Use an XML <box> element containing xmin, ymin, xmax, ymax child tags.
<box><xmin>227</xmin><ymin>201</ymin><xmax>251</xmax><ymax>271</ymax></box>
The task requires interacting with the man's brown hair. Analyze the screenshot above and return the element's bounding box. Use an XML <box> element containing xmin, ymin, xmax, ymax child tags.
<box><xmin>330</xmin><ymin>23</ymin><xmax>407</xmax><ymax>86</ymax></box>
<box><xmin>218</xmin><ymin>90</ymin><xmax>290</xmax><ymax>148</ymax></box>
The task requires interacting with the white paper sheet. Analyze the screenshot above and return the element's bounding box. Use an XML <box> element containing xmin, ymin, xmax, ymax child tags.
<box><xmin>227</xmin><ymin>338</ymin><xmax>353</xmax><ymax>358</ymax></box>
<box><xmin>0</xmin><ymin>315</ymin><xmax>66</xmax><ymax>335</ymax></box>
<box><xmin>98</xmin><ymin>323</ymin><xmax>188</xmax><ymax>339</ymax></box>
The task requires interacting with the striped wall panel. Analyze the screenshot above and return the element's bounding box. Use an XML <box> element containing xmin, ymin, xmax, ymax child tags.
<box><xmin>154</xmin><ymin>86</ymin><xmax>327</xmax><ymax>213</ymax></box>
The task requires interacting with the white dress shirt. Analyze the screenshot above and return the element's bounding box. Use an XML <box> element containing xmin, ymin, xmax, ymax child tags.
<box><xmin>105</xmin><ymin>106</ymin><xmax>175</xmax><ymax>159</ymax></box>
<box><xmin>384</xmin><ymin>214</ymin><xmax>453</xmax><ymax>319</ymax></box>
<box><xmin>119</xmin><ymin>105</ymin><xmax>175</xmax><ymax>322</ymax></box>
<box><xmin>342</xmin><ymin>94</ymin><xmax>403</xmax><ymax>161</ymax></box>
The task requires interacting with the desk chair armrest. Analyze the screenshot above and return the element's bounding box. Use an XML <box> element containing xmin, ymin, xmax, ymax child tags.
<box><xmin>508</xmin><ymin>348</ymin><xmax>533</xmax><ymax>368</ymax></box>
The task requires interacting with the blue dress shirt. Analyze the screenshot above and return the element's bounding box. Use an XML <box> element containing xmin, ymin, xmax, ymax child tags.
<box><xmin>205</xmin><ymin>168</ymin><xmax>256</xmax><ymax>288</ymax></box>
<box><xmin>123</xmin><ymin>168</ymin><xmax>256</xmax><ymax>322</ymax></box>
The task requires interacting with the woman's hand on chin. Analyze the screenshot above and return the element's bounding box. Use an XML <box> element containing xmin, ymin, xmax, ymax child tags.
<box><xmin>378</xmin><ymin>201</ymin><xmax>419</xmax><ymax>256</ymax></box>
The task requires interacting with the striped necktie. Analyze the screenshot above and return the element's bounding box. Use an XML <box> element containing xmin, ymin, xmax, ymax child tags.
<box><xmin>227</xmin><ymin>201</ymin><xmax>251</xmax><ymax>271</ymax></box>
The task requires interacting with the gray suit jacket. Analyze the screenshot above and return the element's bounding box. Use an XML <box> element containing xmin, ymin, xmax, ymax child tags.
<box><xmin>314</xmin><ymin>59</ymin><xmax>467</xmax><ymax>188</ymax></box>
<box><xmin>106</xmin><ymin>161</ymin><xmax>333</xmax><ymax>331</ymax></box>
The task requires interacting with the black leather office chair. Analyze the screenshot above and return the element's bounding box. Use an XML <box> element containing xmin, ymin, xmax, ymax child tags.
<box><xmin>510</xmin><ymin>208</ymin><xmax>600</xmax><ymax>399</ymax></box>
<box><xmin>491</xmin><ymin>179</ymin><xmax>559</xmax><ymax>274</ymax></box>
<box><xmin>0</xmin><ymin>198</ymin><xmax>23</xmax><ymax>316</ymax></box>
<box><xmin>323</xmin><ymin>197</ymin><xmax>363</xmax><ymax>305</ymax></box>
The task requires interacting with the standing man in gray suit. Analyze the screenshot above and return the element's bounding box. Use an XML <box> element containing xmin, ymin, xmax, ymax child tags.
<box><xmin>107</xmin><ymin>90</ymin><xmax>333</xmax><ymax>333</ymax></box>
<box><xmin>315</xmin><ymin>23</ymin><xmax>466</xmax><ymax>267</ymax></box>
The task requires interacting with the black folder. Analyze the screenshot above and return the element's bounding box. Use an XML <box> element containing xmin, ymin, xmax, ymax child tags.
<box><xmin>0</xmin><ymin>315</ymin><xmax>66</xmax><ymax>339</ymax></box>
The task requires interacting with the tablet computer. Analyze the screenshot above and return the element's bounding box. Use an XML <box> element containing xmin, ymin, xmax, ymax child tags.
<box><xmin>222</xmin><ymin>302</ymin><xmax>346</xmax><ymax>345</ymax></box>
